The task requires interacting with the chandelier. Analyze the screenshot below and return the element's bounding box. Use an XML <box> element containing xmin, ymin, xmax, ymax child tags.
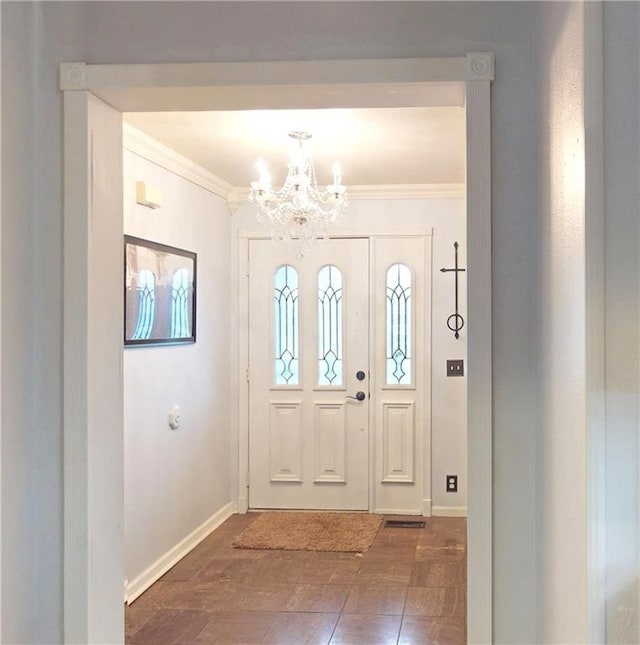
<box><xmin>249</xmin><ymin>131</ymin><xmax>348</xmax><ymax>257</ymax></box>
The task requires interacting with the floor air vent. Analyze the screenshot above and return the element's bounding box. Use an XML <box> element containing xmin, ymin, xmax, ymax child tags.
<box><xmin>383</xmin><ymin>519</ymin><xmax>426</xmax><ymax>529</ymax></box>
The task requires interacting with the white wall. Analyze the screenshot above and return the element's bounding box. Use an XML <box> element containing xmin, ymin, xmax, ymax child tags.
<box><xmin>1</xmin><ymin>4</ymin><xmax>39</xmax><ymax>642</ymax></box>
<box><xmin>234</xmin><ymin>196</ymin><xmax>468</xmax><ymax>513</ymax></box>
<box><xmin>536</xmin><ymin>2</ymin><xmax>608</xmax><ymax>642</ymax></box>
<box><xmin>2</xmin><ymin>2</ymin><xmax>549</xmax><ymax>642</ymax></box>
<box><xmin>123</xmin><ymin>143</ymin><xmax>232</xmax><ymax>595</ymax></box>
<box><xmin>603</xmin><ymin>2</ymin><xmax>640</xmax><ymax>643</ymax></box>
<box><xmin>536</xmin><ymin>3</ymin><xmax>588</xmax><ymax>640</ymax></box>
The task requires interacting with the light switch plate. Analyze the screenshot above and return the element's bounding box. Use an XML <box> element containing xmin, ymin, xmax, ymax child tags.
<box><xmin>447</xmin><ymin>359</ymin><xmax>464</xmax><ymax>377</ymax></box>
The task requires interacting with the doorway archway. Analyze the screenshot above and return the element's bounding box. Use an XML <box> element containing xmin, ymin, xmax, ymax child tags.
<box><xmin>61</xmin><ymin>54</ymin><xmax>493</xmax><ymax>643</ymax></box>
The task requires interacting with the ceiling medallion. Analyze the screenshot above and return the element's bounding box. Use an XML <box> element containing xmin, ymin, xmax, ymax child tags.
<box><xmin>249</xmin><ymin>131</ymin><xmax>348</xmax><ymax>257</ymax></box>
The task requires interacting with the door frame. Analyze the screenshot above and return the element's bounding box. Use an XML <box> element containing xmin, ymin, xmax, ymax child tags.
<box><xmin>239</xmin><ymin>232</ymin><xmax>434</xmax><ymax>516</ymax></box>
<box><xmin>61</xmin><ymin>55</ymin><xmax>493</xmax><ymax>644</ymax></box>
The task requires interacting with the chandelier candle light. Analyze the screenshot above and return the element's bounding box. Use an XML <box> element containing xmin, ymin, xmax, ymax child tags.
<box><xmin>250</xmin><ymin>131</ymin><xmax>348</xmax><ymax>257</ymax></box>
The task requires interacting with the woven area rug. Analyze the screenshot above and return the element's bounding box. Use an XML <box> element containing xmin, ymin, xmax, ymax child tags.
<box><xmin>232</xmin><ymin>512</ymin><xmax>383</xmax><ymax>553</ymax></box>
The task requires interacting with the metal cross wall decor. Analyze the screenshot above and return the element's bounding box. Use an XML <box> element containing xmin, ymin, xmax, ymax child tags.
<box><xmin>440</xmin><ymin>241</ymin><xmax>466</xmax><ymax>339</ymax></box>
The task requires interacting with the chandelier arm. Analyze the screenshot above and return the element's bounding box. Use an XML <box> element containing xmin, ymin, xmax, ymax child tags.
<box><xmin>249</xmin><ymin>130</ymin><xmax>347</xmax><ymax>257</ymax></box>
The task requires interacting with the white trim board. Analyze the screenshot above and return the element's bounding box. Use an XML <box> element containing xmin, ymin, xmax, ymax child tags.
<box><xmin>237</xmin><ymin>229</ymin><xmax>439</xmax><ymax>241</ymax></box>
<box><xmin>465</xmin><ymin>77</ymin><xmax>493</xmax><ymax>644</ymax></box>
<box><xmin>59</xmin><ymin>58</ymin><xmax>483</xmax><ymax>112</ymax></box>
<box><xmin>125</xmin><ymin>502</ymin><xmax>236</xmax><ymax>604</ymax></box>
<box><xmin>347</xmin><ymin>184</ymin><xmax>465</xmax><ymax>200</ymax></box>
<box><xmin>60</xmin><ymin>58</ymin><xmax>470</xmax><ymax>90</ymax></box>
<box><xmin>61</xmin><ymin>55</ymin><xmax>493</xmax><ymax>645</ymax></box>
<box><xmin>432</xmin><ymin>506</ymin><xmax>468</xmax><ymax>517</ymax></box>
<box><xmin>375</xmin><ymin>508</ymin><xmax>430</xmax><ymax>516</ymax></box>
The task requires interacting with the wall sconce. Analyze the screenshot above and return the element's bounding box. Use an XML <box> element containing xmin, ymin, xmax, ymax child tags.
<box><xmin>136</xmin><ymin>181</ymin><xmax>162</xmax><ymax>209</ymax></box>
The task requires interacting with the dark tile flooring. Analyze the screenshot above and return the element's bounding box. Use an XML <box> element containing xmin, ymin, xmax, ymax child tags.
<box><xmin>126</xmin><ymin>514</ymin><xmax>466</xmax><ymax>644</ymax></box>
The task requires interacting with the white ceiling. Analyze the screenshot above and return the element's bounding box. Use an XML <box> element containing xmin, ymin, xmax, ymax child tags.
<box><xmin>124</xmin><ymin>106</ymin><xmax>466</xmax><ymax>189</ymax></box>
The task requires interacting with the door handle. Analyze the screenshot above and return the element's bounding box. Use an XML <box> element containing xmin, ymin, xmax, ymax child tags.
<box><xmin>346</xmin><ymin>391</ymin><xmax>367</xmax><ymax>402</ymax></box>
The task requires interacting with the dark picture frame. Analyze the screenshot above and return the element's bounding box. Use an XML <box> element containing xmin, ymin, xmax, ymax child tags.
<box><xmin>124</xmin><ymin>235</ymin><xmax>197</xmax><ymax>346</ymax></box>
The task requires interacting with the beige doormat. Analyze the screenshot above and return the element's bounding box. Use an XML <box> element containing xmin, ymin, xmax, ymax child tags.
<box><xmin>232</xmin><ymin>512</ymin><xmax>383</xmax><ymax>553</ymax></box>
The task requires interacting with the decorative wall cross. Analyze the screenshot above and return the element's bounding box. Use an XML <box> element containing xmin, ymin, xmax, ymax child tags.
<box><xmin>440</xmin><ymin>241</ymin><xmax>466</xmax><ymax>339</ymax></box>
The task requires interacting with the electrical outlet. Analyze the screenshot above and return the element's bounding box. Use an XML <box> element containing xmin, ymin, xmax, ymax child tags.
<box><xmin>446</xmin><ymin>475</ymin><xmax>458</xmax><ymax>493</ymax></box>
<box><xmin>447</xmin><ymin>359</ymin><xmax>464</xmax><ymax>377</ymax></box>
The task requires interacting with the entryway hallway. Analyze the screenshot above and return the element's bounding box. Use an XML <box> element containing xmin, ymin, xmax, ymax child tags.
<box><xmin>125</xmin><ymin>514</ymin><xmax>466</xmax><ymax>644</ymax></box>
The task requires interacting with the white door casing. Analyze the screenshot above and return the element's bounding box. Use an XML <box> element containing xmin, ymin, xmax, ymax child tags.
<box><xmin>61</xmin><ymin>56</ymin><xmax>493</xmax><ymax>644</ymax></box>
<box><xmin>63</xmin><ymin>91</ymin><xmax>124</xmax><ymax>643</ymax></box>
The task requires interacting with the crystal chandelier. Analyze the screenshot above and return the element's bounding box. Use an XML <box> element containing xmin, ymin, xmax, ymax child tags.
<box><xmin>249</xmin><ymin>131</ymin><xmax>348</xmax><ymax>257</ymax></box>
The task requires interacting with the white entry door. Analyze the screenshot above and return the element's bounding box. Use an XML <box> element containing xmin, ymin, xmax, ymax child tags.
<box><xmin>248</xmin><ymin>238</ymin><xmax>370</xmax><ymax>510</ymax></box>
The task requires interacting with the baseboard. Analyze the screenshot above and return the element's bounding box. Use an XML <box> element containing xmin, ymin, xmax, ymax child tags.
<box><xmin>432</xmin><ymin>505</ymin><xmax>467</xmax><ymax>517</ymax></box>
<box><xmin>125</xmin><ymin>501</ymin><xmax>236</xmax><ymax>604</ymax></box>
<box><xmin>375</xmin><ymin>508</ymin><xmax>423</xmax><ymax>516</ymax></box>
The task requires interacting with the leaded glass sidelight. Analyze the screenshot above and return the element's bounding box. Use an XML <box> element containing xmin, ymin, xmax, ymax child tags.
<box><xmin>132</xmin><ymin>269</ymin><xmax>156</xmax><ymax>340</ymax></box>
<box><xmin>317</xmin><ymin>265</ymin><xmax>343</xmax><ymax>385</ymax></box>
<box><xmin>274</xmin><ymin>265</ymin><xmax>299</xmax><ymax>385</ymax></box>
<box><xmin>170</xmin><ymin>268</ymin><xmax>191</xmax><ymax>338</ymax></box>
<box><xmin>386</xmin><ymin>263</ymin><xmax>412</xmax><ymax>385</ymax></box>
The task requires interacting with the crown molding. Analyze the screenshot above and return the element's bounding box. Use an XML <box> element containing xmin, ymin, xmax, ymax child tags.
<box><xmin>227</xmin><ymin>183</ymin><xmax>465</xmax><ymax>214</ymax></box>
<box><xmin>347</xmin><ymin>183</ymin><xmax>466</xmax><ymax>200</ymax></box>
<box><xmin>122</xmin><ymin>124</ymin><xmax>233</xmax><ymax>200</ymax></box>
<box><xmin>226</xmin><ymin>188</ymin><xmax>250</xmax><ymax>215</ymax></box>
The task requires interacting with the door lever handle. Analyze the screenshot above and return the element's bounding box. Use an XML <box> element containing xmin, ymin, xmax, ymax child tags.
<box><xmin>346</xmin><ymin>391</ymin><xmax>367</xmax><ymax>402</ymax></box>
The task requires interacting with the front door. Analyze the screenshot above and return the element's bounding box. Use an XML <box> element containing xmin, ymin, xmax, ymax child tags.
<box><xmin>248</xmin><ymin>238</ymin><xmax>370</xmax><ymax>510</ymax></box>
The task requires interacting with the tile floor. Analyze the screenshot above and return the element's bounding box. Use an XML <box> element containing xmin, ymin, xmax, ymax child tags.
<box><xmin>126</xmin><ymin>514</ymin><xmax>466</xmax><ymax>644</ymax></box>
